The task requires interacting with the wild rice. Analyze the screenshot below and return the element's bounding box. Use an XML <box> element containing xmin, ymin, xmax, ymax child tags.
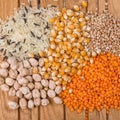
<box><xmin>0</xmin><ymin>6</ymin><xmax>58</xmax><ymax>60</ymax></box>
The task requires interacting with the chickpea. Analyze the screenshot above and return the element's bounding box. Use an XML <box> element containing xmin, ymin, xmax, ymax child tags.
<box><xmin>25</xmin><ymin>76</ymin><xmax>33</xmax><ymax>82</ymax></box>
<box><xmin>39</xmin><ymin>58</ymin><xmax>44</xmax><ymax>67</ymax></box>
<box><xmin>7</xmin><ymin>56</ymin><xmax>17</xmax><ymax>65</ymax></box>
<box><xmin>17</xmin><ymin>62</ymin><xmax>24</xmax><ymax>72</ymax></box>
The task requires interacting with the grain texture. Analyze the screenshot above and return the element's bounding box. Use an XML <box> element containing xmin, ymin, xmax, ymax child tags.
<box><xmin>20</xmin><ymin>0</ymin><xmax>38</xmax><ymax>7</ymax></box>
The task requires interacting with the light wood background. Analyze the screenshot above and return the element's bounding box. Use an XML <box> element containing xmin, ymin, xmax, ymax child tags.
<box><xmin>0</xmin><ymin>0</ymin><xmax>120</xmax><ymax>120</ymax></box>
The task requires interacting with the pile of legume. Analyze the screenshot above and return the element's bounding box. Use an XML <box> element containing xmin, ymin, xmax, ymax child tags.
<box><xmin>0</xmin><ymin>56</ymin><xmax>62</xmax><ymax>109</ymax></box>
<box><xmin>60</xmin><ymin>53</ymin><xmax>120</xmax><ymax>114</ymax></box>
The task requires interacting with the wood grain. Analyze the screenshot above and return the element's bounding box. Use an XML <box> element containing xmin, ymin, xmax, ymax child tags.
<box><xmin>31</xmin><ymin>107</ymin><xmax>39</xmax><ymax>120</ymax></box>
<box><xmin>0</xmin><ymin>0</ymin><xmax>18</xmax><ymax>20</ymax></box>
<box><xmin>0</xmin><ymin>90</ymin><xmax>18</xmax><ymax>120</ymax></box>
<box><xmin>40</xmin><ymin>0</ymin><xmax>63</xmax><ymax>9</ymax></box>
<box><xmin>65</xmin><ymin>0</ymin><xmax>80</xmax><ymax>8</ymax></box>
<box><xmin>40</xmin><ymin>102</ymin><xmax>64</xmax><ymax>120</ymax></box>
<box><xmin>108</xmin><ymin>0</ymin><xmax>120</xmax><ymax>18</ymax></box>
<box><xmin>20</xmin><ymin>0</ymin><xmax>38</xmax><ymax>7</ymax></box>
<box><xmin>66</xmin><ymin>107</ymin><xmax>85</xmax><ymax>120</ymax></box>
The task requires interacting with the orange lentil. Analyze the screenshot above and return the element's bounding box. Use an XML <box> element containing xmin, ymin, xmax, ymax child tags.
<box><xmin>60</xmin><ymin>53</ymin><xmax>120</xmax><ymax>113</ymax></box>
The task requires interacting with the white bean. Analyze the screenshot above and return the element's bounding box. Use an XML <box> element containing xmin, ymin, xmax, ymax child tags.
<box><xmin>17</xmin><ymin>62</ymin><xmax>24</xmax><ymax>72</ymax></box>
<box><xmin>41</xmin><ymin>79</ymin><xmax>49</xmax><ymax>87</ymax></box>
<box><xmin>27</xmin><ymin>82</ymin><xmax>35</xmax><ymax>90</ymax></box>
<box><xmin>0</xmin><ymin>61</ymin><xmax>9</xmax><ymax>69</ymax></box>
<box><xmin>16</xmin><ymin>90</ymin><xmax>23</xmax><ymax>98</ymax></box>
<box><xmin>20</xmin><ymin>87</ymin><xmax>30</xmax><ymax>95</ymax></box>
<box><xmin>53</xmin><ymin>97</ymin><xmax>62</xmax><ymax>104</ymax></box>
<box><xmin>23</xmin><ymin>60</ymin><xmax>31</xmax><ymax>68</ymax></box>
<box><xmin>34</xmin><ymin>98</ymin><xmax>40</xmax><ymax>106</ymax></box>
<box><xmin>0</xmin><ymin>76</ymin><xmax>4</xmax><ymax>85</ymax></box>
<box><xmin>55</xmin><ymin>85</ymin><xmax>62</xmax><ymax>94</ymax></box>
<box><xmin>35</xmin><ymin>82</ymin><xmax>43</xmax><ymax>89</ymax></box>
<box><xmin>25</xmin><ymin>76</ymin><xmax>33</xmax><ymax>82</ymax></box>
<box><xmin>24</xmin><ymin>92</ymin><xmax>32</xmax><ymax>100</ymax></box>
<box><xmin>39</xmin><ymin>58</ymin><xmax>44</xmax><ymax>67</ymax></box>
<box><xmin>7</xmin><ymin>56</ymin><xmax>17</xmax><ymax>65</ymax></box>
<box><xmin>47</xmin><ymin>89</ymin><xmax>56</xmax><ymax>98</ymax></box>
<box><xmin>32</xmin><ymin>74</ymin><xmax>41</xmax><ymax>82</ymax></box>
<box><xmin>9</xmin><ymin>69</ymin><xmax>18</xmax><ymax>79</ymax></box>
<box><xmin>28</xmin><ymin>100</ymin><xmax>34</xmax><ymax>109</ymax></box>
<box><xmin>14</xmin><ymin>81</ymin><xmax>21</xmax><ymax>90</ymax></box>
<box><xmin>49</xmin><ymin>80</ymin><xmax>56</xmax><ymax>90</ymax></box>
<box><xmin>29</xmin><ymin>58</ymin><xmax>38</xmax><ymax>67</ymax></box>
<box><xmin>0</xmin><ymin>68</ymin><xmax>8</xmax><ymax>77</ymax></box>
<box><xmin>40</xmin><ymin>89</ymin><xmax>46</xmax><ymax>99</ymax></box>
<box><xmin>1</xmin><ymin>84</ymin><xmax>9</xmax><ymax>91</ymax></box>
<box><xmin>8</xmin><ymin>101</ymin><xmax>19</xmax><ymax>110</ymax></box>
<box><xmin>19</xmin><ymin>68</ymin><xmax>29</xmax><ymax>77</ymax></box>
<box><xmin>5</xmin><ymin>77</ymin><xmax>15</xmax><ymax>86</ymax></box>
<box><xmin>18</xmin><ymin>77</ymin><xmax>28</xmax><ymax>85</ymax></box>
<box><xmin>41</xmin><ymin>99</ymin><xmax>49</xmax><ymax>106</ymax></box>
<box><xmin>19</xmin><ymin>98</ymin><xmax>27</xmax><ymax>109</ymax></box>
<box><xmin>32</xmin><ymin>89</ymin><xmax>40</xmax><ymax>98</ymax></box>
<box><xmin>9</xmin><ymin>87</ymin><xmax>16</xmax><ymax>96</ymax></box>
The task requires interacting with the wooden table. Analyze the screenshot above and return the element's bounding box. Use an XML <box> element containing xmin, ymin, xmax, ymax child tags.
<box><xmin>0</xmin><ymin>0</ymin><xmax>120</xmax><ymax>120</ymax></box>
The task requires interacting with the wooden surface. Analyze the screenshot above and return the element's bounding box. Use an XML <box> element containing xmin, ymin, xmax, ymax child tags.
<box><xmin>0</xmin><ymin>0</ymin><xmax>120</xmax><ymax>120</ymax></box>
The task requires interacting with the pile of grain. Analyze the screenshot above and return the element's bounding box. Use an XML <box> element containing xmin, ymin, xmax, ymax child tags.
<box><xmin>0</xmin><ymin>6</ymin><xmax>58</xmax><ymax>60</ymax></box>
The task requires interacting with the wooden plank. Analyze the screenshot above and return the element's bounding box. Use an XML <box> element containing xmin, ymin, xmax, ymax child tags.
<box><xmin>20</xmin><ymin>0</ymin><xmax>38</xmax><ymax>7</ymax></box>
<box><xmin>65</xmin><ymin>0</ymin><xmax>80</xmax><ymax>8</ymax></box>
<box><xmin>0</xmin><ymin>90</ymin><xmax>18</xmax><ymax>120</ymax></box>
<box><xmin>108</xmin><ymin>109</ymin><xmax>120</xmax><ymax>120</ymax></box>
<box><xmin>20</xmin><ymin>109</ymin><xmax>31</xmax><ymax>120</ymax></box>
<box><xmin>40</xmin><ymin>102</ymin><xmax>64</xmax><ymax>120</ymax></box>
<box><xmin>0</xmin><ymin>0</ymin><xmax>18</xmax><ymax>20</ymax></box>
<box><xmin>31</xmin><ymin>107</ymin><xmax>39</xmax><ymax>120</ymax></box>
<box><xmin>40</xmin><ymin>0</ymin><xmax>63</xmax><ymax>9</ymax></box>
<box><xmin>66</xmin><ymin>107</ymin><xmax>85</xmax><ymax>120</ymax></box>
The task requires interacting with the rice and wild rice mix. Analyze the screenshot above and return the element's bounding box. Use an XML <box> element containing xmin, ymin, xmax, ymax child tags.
<box><xmin>0</xmin><ymin>6</ymin><xmax>58</xmax><ymax>60</ymax></box>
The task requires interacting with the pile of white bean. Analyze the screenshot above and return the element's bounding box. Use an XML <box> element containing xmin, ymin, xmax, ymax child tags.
<box><xmin>0</xmin><ymin>56</ymin><xmax>62</xmax><ymax>110</ymax></box>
